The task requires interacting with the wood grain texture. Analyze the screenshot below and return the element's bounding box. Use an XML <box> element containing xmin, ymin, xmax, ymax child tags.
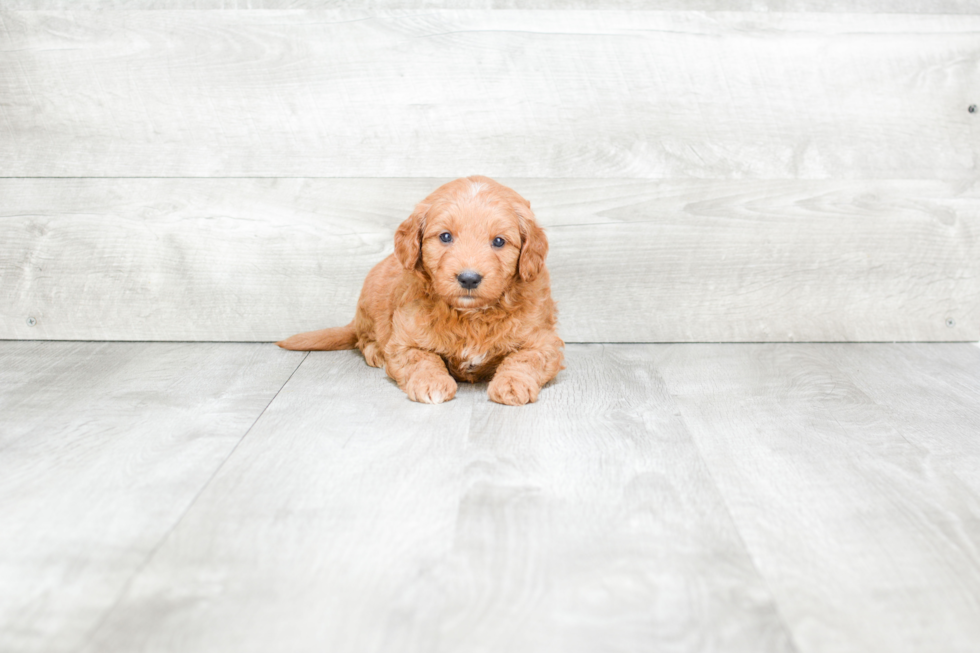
<box><xmin>653</xmin><ymin>343</ymin><xmax>980</xmax><ymax>653</ymax></box>
<box><xmin>825</xmin><ymin>343</ymin><xmax>980</xmax><ymax>497</ymax></box>
<box><xmin>0</xmin><ymin>341</ymin><xmax>303</xmax><ymax>653</ymax></box>
<box><xmin>1</xmin><ymin>10</ymin><xmax>977</xmax><ymax>178</ymax></box>
<box><xmin>82</xmin><ymin>345</ymin><xmax>796</xmax><ymax>653</ymax></box>
<box><xmin>8</xmin><ymin>1</ymin><xmax>980</xmax><ymax>12</ymax></box>
<box><xmin>5</xmin><ymin>342</ymin><xmax>980</xmax><ymax>652</ymax></box>
<box><xmin>2</xmin><ymin>178</ymin><xmax>977</xmax><ymax>342</ymax></box>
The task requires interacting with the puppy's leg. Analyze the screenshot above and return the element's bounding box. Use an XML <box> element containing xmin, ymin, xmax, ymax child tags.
<box><xmin>386</xmin><ymin>346</ymin><xmax>458</xmax><ymax>404</ymax></box>
<box><xmin>488</xmin><ymin>335</ymin><xmax>564</xmax><ymax>406</ymax></box>
<box><xmin>361</xmin><ymin>341</ymin><xmax>385</xmax><ymax>368</ymax></box>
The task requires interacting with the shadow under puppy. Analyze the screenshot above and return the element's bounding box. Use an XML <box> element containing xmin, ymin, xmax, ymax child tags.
<box><xmin>278</xmin><ymin>176</ymin><xmax>564</xmax><ymax>405</ymax></box>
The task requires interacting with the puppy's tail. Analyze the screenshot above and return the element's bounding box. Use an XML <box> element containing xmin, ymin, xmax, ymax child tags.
<box><xmin>277</xmin><ymin>322</ymin><xmax>358</xmax><ymax>351</ymax></box>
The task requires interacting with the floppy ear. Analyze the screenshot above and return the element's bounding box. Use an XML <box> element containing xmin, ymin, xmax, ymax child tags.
<box><xmin>393</xmin><ymin>202</ymin><xmax>429</xmax><ymax>272</ymax></box>
<box><xmin>515</xmin><ymin>203</ymin><xmax>548</xmax><ymax>282</ymax></box>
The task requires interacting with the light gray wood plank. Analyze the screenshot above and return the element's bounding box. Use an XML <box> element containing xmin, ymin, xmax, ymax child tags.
<box><xmin>8</xmin><ymin>1</ymin><xmax>980</xmax><ymax>12</ymax></box>
<box><xmin>79</xmin><ymin>349</ymin><xmax>478</xmax><ymax>653</ymax></box>
<box><xmin>1</xmin><ymin>10</ymin><xmax>977</xmax><ymax>178</ymax></box>
<box><xmin>2</xmin><ymin>178</ymin><xmax>977</xmax><ymax>342</ymax></box>
<box><xmin>824</xmin><ymin>343</ymin><xmax>980</xmax><ymax>497</ymax></box>
<box><xmin>542</xmin><ymin>179</ymin><xmax>980</xmax><ymax>342</ymax></box>
<box><xmin>0</xmin><ymin>342</ymin><xmax>304</xmax><ymax>653</ymax></box>
<box><xmin>83</xmin><ymin>345</ymin><xmax>796</xmax><ymax>653</ymax></box>
<box><xmin>654</xmin><ymin>344</ymin><xmax>980</xmax><ymax>653</ymax></box>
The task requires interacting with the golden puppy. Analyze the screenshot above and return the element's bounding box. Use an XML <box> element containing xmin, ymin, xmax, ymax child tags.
<box><xmin>278</xmin><ymin>176</ymin><xmax>564</xmax><ymax>405</ymax></box>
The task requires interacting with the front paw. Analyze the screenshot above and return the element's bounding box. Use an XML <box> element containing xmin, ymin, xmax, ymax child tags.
<box><xmin>488</xmin><ymin>372</ymin><xmax>540</xmax><ymax>406</ymax></box>
<box><xmin>405</xmin><ymin>372</ymin><xmax>458</xmax><ymax>404</ymax></box>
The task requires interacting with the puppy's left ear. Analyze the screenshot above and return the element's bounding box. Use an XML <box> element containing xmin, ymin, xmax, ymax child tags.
<box><xmin>515</xmin><ymin>202</ymin><xmax>548</xmax><ymax>282</ymax></box>
<box><xmin>394</xmin><ymin>202</ymin><xmax>429</xmax><ymax>273</ymax></box>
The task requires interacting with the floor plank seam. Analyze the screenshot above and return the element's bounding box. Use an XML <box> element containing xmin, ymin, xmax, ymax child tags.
<box><xmin>76</xmin><ymin>349</ymin><xmax>311</xmax><ymax>650</ymax></box>
<box><xmin>667</xmin><ymin>394</ymin><xmax>806</xmax><ymax>653</ymax></box>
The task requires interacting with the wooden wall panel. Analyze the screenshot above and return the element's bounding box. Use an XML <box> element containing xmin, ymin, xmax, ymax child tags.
<box><xmin>2</xmin><ymin>178</ymin><xmax>976</xmax><ymax>342</ymax></box>
<box><xmin>2</xmin><ymin>7</ymin><xmax>977</xmax><ymax>342</ymax></box>
<box><xmin>8</xmin><ymin>1</ymin><xmax>980</xmax><ymax>12</ymax></box>
<box><xmin>1</xmin><ymin>10</ymin><xmax>977</xmax><ymax>178</ymax></box>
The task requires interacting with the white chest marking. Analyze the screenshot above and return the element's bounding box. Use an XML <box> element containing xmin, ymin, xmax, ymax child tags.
<box><xmin>460</xmin><ymin>348</ymin><xmax>486</xmax><ymax>371</ymax></box>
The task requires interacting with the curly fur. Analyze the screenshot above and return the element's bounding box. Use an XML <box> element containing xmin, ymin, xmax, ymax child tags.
<box><xmin>278</xmin><ymin>176</ymin><xmax>564</xmax><ymax>405</ymax></box>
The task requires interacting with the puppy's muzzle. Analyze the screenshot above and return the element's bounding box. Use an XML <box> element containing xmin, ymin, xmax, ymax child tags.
<box><xmin>456</xmin><ymin>270</ymin><xmax>483</xmax><ymax>290</ymax></box>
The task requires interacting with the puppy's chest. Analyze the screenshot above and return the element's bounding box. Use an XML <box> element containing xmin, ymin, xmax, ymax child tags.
<box><xmin>444</xmin><ymin>345</ymin><xmax>504</xmax><ymax>382</ymax></box>
<box><xmin>425</xmin><ymin>308</ymin><xmax>524</xmax><ymax>381</ymax></box>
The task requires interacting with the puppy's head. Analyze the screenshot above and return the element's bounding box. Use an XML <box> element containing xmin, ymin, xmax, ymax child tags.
<box><xmin>394</xmin><ymin>176</ymin><xmax>547</xmax><ymax>309</ymax></box>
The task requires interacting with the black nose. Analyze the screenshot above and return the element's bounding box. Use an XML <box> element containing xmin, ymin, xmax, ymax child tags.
<box><xmin>457</xmin><ymin>271</ymin><xmax>483</xmax><ymax>289</ymax></box>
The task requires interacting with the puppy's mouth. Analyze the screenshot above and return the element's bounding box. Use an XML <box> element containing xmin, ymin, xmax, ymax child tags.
<box><xmin>451</xmin><ymin>292</ymin><xmax>490</xmax><ymax>309</ymax></box>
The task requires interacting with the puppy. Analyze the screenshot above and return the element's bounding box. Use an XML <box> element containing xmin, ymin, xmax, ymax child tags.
<box><xmin>278</xmin><ymin>176</ymin><xmax>564</xmax><ymax>405</ymax></box>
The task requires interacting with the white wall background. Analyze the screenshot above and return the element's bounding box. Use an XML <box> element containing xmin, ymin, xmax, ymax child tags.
<box><xmin>2</xmin><ymin>2</ymin><xmax>978</xmax><ymax>341</ymax></box>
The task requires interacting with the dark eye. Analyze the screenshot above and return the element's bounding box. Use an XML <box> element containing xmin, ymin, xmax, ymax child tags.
<box><xmin>439</xmin><ymin>232</ymin><xmax>453</xmax><ymax>243</ymax></box>
<box><xmin>492</xmin><ymin>236</ymin><xmax>505</xmax><ymax>248</ymax></box>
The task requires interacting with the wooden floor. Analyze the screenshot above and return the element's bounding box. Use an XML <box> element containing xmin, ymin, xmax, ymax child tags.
<box><xmin>2</xmin><ymin>341</ymin><xmax>980</xmax><ymax>653</ymax></box>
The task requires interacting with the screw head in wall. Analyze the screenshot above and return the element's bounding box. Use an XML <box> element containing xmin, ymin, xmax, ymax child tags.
<box><xmin>26</xmin><ymin>316</ymin><xmax>37</xmax><ymax>327</ymax></box>
<box><xmin>946</xmin><ymin>318</ymin><xmax>956</xmax><ymax>328</ymax></box>
<box><xmin>970</xmin><ymin>105</ymin><xmax>977</xmax><ymax>113</ymax></box>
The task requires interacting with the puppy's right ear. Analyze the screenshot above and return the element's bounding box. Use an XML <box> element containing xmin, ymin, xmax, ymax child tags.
<box><xmin>394</xmin><ymin>202</ymin><xmax>429</xmax><ymax>272</ymax></box>
<box><xmin>515</xmin><ymin>202</ymin><xmax>548</xmax><ymax>282</ymax></box>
